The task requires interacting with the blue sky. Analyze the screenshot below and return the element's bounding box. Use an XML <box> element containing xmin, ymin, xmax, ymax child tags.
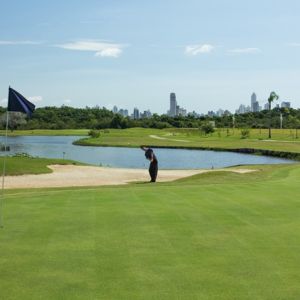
<box><xmin>0</xmin><ymin>0</ymin><xmax>300</xmax><ymax>114</ymax></box>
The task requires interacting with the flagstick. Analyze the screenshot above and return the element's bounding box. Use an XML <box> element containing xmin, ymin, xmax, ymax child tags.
<box><xmin>0</xmin><ymin>106</ymin><xmax>9</xmax><ymax>228</ymax></box>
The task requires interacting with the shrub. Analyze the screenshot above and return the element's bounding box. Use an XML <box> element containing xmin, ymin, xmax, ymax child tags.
<box><xmin>88</xmin><ymin>130</ymin><xmax>101</xmax><ymax>138</ymax></box>
<box><xmin>240</xmin><ymin>128</ymin><xmax>250</xmax><ymax>139</ymax></box>
<box><xmin>200</xmin><ymin>123</ymin><xmax>215</xmax><ymax>135</ymax></box>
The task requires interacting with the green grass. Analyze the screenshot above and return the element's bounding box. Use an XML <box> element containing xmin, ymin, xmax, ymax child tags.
<box><xmin>0</xmin><ymin>156</ymin><xmax>84</xmax><ymax>176</ymax></box>
<box><xmin>74</xmin><ymin>128</ymin><xmax>300</xmax><ymax>155</ymax></box>
<box><xmin>1</xmin><ymin>163</ymin><xmax>300</xmax><ymax>299</ymax></box>
<box><xmin>0</xmin><ymin>129</ymin><xmax>89</xmax><ymax>136</ymax></box>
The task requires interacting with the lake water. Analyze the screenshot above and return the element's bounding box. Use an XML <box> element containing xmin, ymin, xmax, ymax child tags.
<box><xmin>0</xmin><ymin>136</ymin><xmax>294</xmax><ymax>169</ymax></box>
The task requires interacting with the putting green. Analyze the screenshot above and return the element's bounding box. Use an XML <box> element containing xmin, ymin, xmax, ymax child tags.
<box><xmin>0</xmin><ymin>164</ymin><xmax>300</xmax><ymax>299</ymax></box>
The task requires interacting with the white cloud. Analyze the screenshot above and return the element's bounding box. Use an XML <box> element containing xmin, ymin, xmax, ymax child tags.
<box><xmin>56</xmin><ymin>40</ymin><xmax>125</xmax><ymax>58</ymax></box>
<box><xmin>28</xmin><ymin>96</ymin><xmax>43</xmax><ymax>103</ymax></box>
<box><xmin>228</xmin><ymin>48</ymin><xmax>261</xmax><ymax>54</ymax></box>
<box><xmin>0</xmin><ymin>40</ymin><xmax>42</xmax><ymax>45</ymax></box>
<box><xmin>63</xmin><ymin>99</ymin><xmax>72</xmax><ymax>104</ymax></box>
<box><xmin>185</xmin><ymin>44</ymin><xmax>215</xmax><ymax>55</ymax></box>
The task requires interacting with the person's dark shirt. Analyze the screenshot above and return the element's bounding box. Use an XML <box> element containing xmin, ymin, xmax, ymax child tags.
<box><xmin>145</xmin><ymin>148</ymin><xmax>157</xmax><ymax>163</ymax></box>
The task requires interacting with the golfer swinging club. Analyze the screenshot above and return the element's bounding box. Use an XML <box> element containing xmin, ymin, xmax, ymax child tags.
<box><xmin>140</xmin><ymin>146</ymin><xmax>158</xmax><ymax>182</ymax></box>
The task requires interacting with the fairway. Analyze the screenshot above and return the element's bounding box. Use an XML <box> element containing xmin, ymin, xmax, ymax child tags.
<box><xmin>1</xmin><ymin>164</ymin><xmax>300</xmax><ymax>299</ymax></box>
<box><xmin>74</xmin><ymin>128</ymin><xmax>300</xmax><ymax>158</ymax></box>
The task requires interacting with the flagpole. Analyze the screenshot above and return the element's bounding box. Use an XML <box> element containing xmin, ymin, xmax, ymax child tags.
<box><xmin>0</xmin><ymin>89</ymin><xmax>10</xmax><ymax>228</ymax></box>
<box><xmin>0</xmin><ymin>87</ymin><xmax>35</xmax><ymax>228</ymax></box>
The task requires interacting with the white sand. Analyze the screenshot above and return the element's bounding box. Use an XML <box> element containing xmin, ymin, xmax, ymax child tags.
<box><xmin>149</xmin><ymin>135</ymin><xmax>190</xmax><ymax>143</ymax></box>
<box><xmin>3</xmin><ymin>165</ymin><xmax>256</xmax><ymax>189</ymax></box>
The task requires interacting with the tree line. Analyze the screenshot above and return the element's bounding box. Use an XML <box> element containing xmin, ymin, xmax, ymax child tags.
<box><xmin>0</xmin><ymin>105</ymin><xmax>300</xmax><ymax>131</ymax></box>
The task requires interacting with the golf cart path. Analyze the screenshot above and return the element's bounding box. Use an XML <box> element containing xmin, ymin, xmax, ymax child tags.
<box><xmin>4</xmin><ymin>165</ymin><xmax>256</xmax><ymax>189</ymax></box>
<box><xmin>149</xmin><ymin>134</ymin><xmax>190</xmax><ymax>143</ymax></box>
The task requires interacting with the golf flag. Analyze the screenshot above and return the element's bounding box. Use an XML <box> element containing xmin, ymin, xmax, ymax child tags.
<box><xmin>8</xmin><ymin>87</ymin><xmax>35</xmax><ymax>117</ymax></box>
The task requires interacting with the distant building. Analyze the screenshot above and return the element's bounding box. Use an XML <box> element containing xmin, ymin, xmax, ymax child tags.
<box><xmin>140</xmin><ymin>110</ymin><xmax>152</xmax><ymax>118</ymax></box>
<box><xmin>236</xmin><ymin>104</ymin><xmax>246</xmax><ymax>114</ymax></box>
<box><xmin>177</xmin><ymin>107</ymin><xmax>187</xmax><ymax>116</ymax></box>
<box><xmin>207</xmin><ymin>111</ymin><xmax>215</xmax><ymax>117</ymax></box>
<box><xmin>251</xmin><ymin>93</ymin><xmax>257</xmax><ymax>112</ymax></box>
<box><xmin>119</xmin><ymin>109</ymin><xmax>128</xmax><ymax>117</ymax></box>
<box><xmin>170</xmin><ymin>93</ymin><xmax>177</xmax><ymax>117</ymax></box>
<box><xmin>216</xmin><ymin>109</ymin><xmax>224</xmax><ymax>117</ymax></box>
<box><xmin>252</xmin><ymin>101</ymin><xmax>260</xmax><ymax>112</ymax></box>
<box><xmin>133</xmin><ymin>108</ymin><xmax>140</xmax><ymax>119</ymax></box>
<box><xmin>115</xmin><ymin>107</ymin><xmax>129</xmax><ymax>117</ymax></box>
<box><xmin>236</xmin><ymin>104</ymin><xmax>252</xmax><ymax>114</ymax></box>
<box><xmin>281</xmin><ymin>101</ymin><xmax>291</xmax><ymax>108</ymax></box>
<box><xmin>264</xmin><ymin>103</ymin><xmax>269</xmax><ymax>110</ymax></box>
<box><xmin>188</xmin><ymin>111</ymin><xmax>199</xmax><ymax>117</ymax></box>
<box><xmin>168</xmin><ymin>92</ymin><xmax>188</xmax><ymax>117</ymax></box>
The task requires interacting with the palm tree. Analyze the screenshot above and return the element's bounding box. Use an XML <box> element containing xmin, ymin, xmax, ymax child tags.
<box><xmin>267</xmin><ymin>91</ymin><xmax>279</xmax><ymax>139</ymax></box>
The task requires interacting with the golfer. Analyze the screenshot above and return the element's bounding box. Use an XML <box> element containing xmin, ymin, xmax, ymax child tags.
<box><xmin>140</xmin><ymin>146</ymin><xmax>158</xmax><ymax>182</ymax></box>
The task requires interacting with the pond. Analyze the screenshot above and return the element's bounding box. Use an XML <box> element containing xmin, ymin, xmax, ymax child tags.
<box><xmin>0</xmin><ymin>136</ymin><xmax>294</xmax><ymax>169</ymax></box>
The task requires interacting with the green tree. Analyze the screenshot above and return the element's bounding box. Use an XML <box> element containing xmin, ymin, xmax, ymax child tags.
<box><xmin>200</xmin><ymin>123</ymin><xmax>215</xmax><ymax>135</ymax></box>
<box><xmin>0</xmin><ymin>112</ymin><xmax>27</xmax><ymax>131</ymax></box>
<box><xmin>267</xmin><ymin>91</ymin><xmax>279</xmax><ymax>138</ymax></box>
<box><xmin>288</xmin><ymin>116</ymin><xmax>300</xmax><ymax>139</ymax></box>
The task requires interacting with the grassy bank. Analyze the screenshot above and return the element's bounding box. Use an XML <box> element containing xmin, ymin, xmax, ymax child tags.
<box><xmin>0</xmin><ymin>156</ymin><xmax>83</xmax><ymax>176</ymax></box>
<box><xmin>74</xmin><ymin>128</ymin><xmax>300</xmax><ymax>159</ymax></box>
<box><xmin>0</xmin><ymin>163</ymin><xmax>300</xmax><ymax>299</ymax></box>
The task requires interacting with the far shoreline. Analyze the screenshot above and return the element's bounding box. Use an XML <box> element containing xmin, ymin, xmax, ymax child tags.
<box><xmin>73</xmin><ymin>138</ymin><xmax>300</xmax><ymax>162</ymax></box>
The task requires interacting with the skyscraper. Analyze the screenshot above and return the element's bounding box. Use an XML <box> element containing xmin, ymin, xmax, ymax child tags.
<box><xmin>133</xmin><ymin>107</ymin><xmax>140</xmax><ymax>119</ymax></box>
<box><xmin>113</xmin><ymin>105</ymin><xmax>118</xmax><ymax>114</ymax></box>
<box><xmin>253</xmin><ymin>101</ymin><xmax>260</xmax><ymax>112</ymax></box>
<box><xmin>170</xmin><ymin>93</ymin><xmax>177</xmax><ymax>117</ymax></box>
<box><xmin>281</xmin><ymin>101</ymin><xmax>291</xmax><ymax>108</ymax></box>
<box><xmin>251</xmin><ymin>93</ymin><xmax>257</xmax><ymax>112</ymax></box>
<box><xmin>250</xmin><ymin>92</ymin><xmax>260</xmax><ymax>112</ymax></box>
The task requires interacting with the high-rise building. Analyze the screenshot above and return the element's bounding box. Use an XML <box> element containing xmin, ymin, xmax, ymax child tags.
<box><xmin>253</xmin><ymin>101</ymin><xmax>260</xmax><ymax>112</ymax></box>
<box><xmin>133</xmin><ymin>108</ymin><xmax>140</xmax><ymax>119</ymax></box>
<box><xmin>250</xmin><ymin>92</ymin><xmax>261</xmax><ymax>112</ymax></box>
<box><xmin>235</xmin><ymin>104</ymin><xmax>251</xmax><ymax>114</ymax></box>
<box><xmin>170</xmin><ymin>93</ymin><xmax>177</xmax><ymax>117</ymax></box>
<box><xmin>281</xmin><ymin>101</ymin><xmax>291</xmax><ymax>108</ymax></box>
<box><xmin>251</xmin><ymin>93</ymin><xmax>257</xmax><ymax>111</ymax></box>
<box><xmin>113</xmin><ymin>105</ymin><xmax>118</xmax><ymax>113</ymax></box>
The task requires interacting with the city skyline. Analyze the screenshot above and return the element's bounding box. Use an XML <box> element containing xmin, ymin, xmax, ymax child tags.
<box><xmin>1</xmin><ymin>0</ymin><xmax>300</xmax><ymax>113</ymax></box>
<box><xmin>110</xmin><ymin>91</ymin><xmax>294</xmax><ymax>119</ymax></box>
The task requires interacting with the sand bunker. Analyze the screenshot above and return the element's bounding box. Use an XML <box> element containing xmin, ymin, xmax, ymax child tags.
<box><xmin>3</xmin><ymin>165</ymin><xmax>256</xmax><ymax>189</ymax></box>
